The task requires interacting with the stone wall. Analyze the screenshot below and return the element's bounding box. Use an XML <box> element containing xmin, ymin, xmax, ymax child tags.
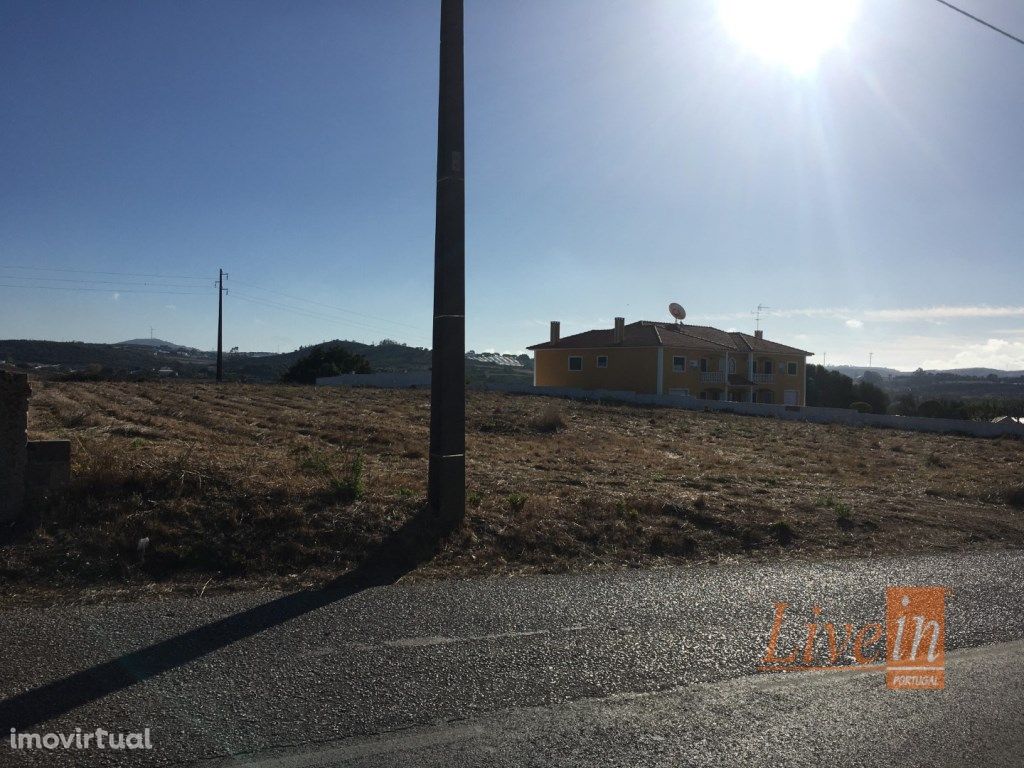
<box><xmin>0</xmin><ymin>371</ymin><xmax>30</xmax><ymax>523</ymax></box>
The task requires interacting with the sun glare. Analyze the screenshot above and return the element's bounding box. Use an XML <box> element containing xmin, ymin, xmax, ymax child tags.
<box><xmin>718</xmin><ymin>0</ymin><xmax>860</xmax><ymax>74</ymax></box>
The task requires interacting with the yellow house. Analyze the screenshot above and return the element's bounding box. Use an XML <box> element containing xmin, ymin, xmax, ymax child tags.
<box><xmin>528</xmin><ymin>318</ymin><xmax>813</xmax><ymax>405</ymax></box>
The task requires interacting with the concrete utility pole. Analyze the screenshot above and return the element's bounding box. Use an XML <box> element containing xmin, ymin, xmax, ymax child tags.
<box><xmin>216</xmin><ymin>268</ymin><xmax>225</xmax><ymax>383</ymax></box>
<box><xmin>427</xmin><ymin>0</ymin><xmax>466</xmax><ymax>523</ymax></box>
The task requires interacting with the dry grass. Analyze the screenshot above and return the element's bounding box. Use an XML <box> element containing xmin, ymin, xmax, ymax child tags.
<box><xmin>3</xmin><ymin>380</ymin><xmax>1023</xmax><ymax>597</ymax></box>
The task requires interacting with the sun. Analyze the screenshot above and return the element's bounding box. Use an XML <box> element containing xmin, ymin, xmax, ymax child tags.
<box><xmin>718</xmin><ymin>0</ymin><xmax>860</xmax><ymax>74</ymax></box>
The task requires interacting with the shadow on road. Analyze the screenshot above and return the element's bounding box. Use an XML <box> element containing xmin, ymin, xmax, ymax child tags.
<box><xmin>0</xmin><ymin>504</ymin><xmax>460</xmax><ymax>731</ymax></box>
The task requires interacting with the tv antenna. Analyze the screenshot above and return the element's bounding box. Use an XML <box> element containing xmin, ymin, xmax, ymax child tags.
<box><xmin>149</xmin><ymin>326</ymin><xmax>156</xmax><ymax>340</ymax></box>
<box><xmin>752</xmin><ymin>304</ymin><xmax>772</xmax><ymax>331</ymax></box>
<box><xmin>668</xmin><ymin>302</ymin><xmax>686</xmax><ymax>325</ymax></box>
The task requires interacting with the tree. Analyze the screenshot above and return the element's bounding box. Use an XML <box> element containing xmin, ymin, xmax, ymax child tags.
<box><xmin>280</xmin><ymin>345</ymin><xmax>371</xmax><ymax>385</ymax></box>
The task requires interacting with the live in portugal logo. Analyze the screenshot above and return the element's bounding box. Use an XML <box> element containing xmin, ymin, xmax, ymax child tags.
<box><xmin>759</xmin><ymin>586</ymin><xmax>946</xmax><ymax>690</ymax></box>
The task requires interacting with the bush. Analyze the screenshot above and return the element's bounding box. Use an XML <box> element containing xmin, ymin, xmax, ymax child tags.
<box><xmin>917</xmin><ymin>400</ymin><xmax>945</xmax><ymax>418</ymax></box>
<box><xmin>849</xmin><ymin>401</ymin><xmax>872</xmax><ymax>413</ymax></box>
<box><xmin>531</xmin><ymin>406</ymin><xmax>566</xmax><ymax>434</ymax></box>
<box><xmin>281</xmin><ymin>345</ymin><xmax>371</xmax><ymax>384</ymax></box>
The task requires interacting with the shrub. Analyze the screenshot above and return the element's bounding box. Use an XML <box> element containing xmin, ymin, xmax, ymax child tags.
<box><xmin>281</xmin><ymin>345</ymin><xmax>371</xmax><ymax>384</ymax></box>
<box><xmin>849</xmin><ymin>401</ymin><xmax>872</xmax><ymax>413</ymax></box>
<box><xmin>531</xmin><ymin>406</ymin><xmax>566</xmax><ymax>434</ymax></box>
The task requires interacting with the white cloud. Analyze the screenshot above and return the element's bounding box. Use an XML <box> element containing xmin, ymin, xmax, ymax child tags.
<box><xmin>921</xmin><ymin>338</ymin><xmax>1024</xmax><ymax>371</ymax></box>
<box><xmin>703</xmin><ymin>305</ymin><xmax>1024</xmax><ymax>325</ymax></box>
<box><xmin>845</xmin><ymin>319</ymin><xmax>863</xmax><ymax>329</ymax></box>
<box><xmin>112</xmin><ymin>292</ymin><xmax>120</xmax><ymax>301</ymax></box>
<box><xmin>864</xmin><ymin>306</ymin><xmax>1024</xmax><ymax>321</ymax></box>
<box><xmin>164</xmin><ymin>304</ymin><xmax>176</xmax><ymax>310</ymax></box>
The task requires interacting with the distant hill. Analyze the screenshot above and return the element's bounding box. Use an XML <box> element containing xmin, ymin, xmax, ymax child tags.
<box><xmin>1</xmin><ymin>337</ymin><xmax>531</xmax><ymax>384</ymax></box>
<box><xmin>116</xmin><ymin>337</ymin><xmax>196</xmax><ymax>352</ymax></box>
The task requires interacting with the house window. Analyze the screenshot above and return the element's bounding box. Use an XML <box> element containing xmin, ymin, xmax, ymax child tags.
<box><xmin>763</xmin><ymin>360</ymin><xmax>773</xmax><ymax>375</ymax></box>
<box><xmin>669</xmin><ymin>388</ymin><xmax>689</xmax><ymax>396</ymax></box>
<box><xmin>672</xmin><ymin>356</ymin><xmax>686</xmax><ymax>373</ymax></box>
<box><xmin>728</xmin><ymin>358</ymin><xmax>737</xmax><ymax>374</ymax></box>
<box><xmin>596</xmin><ymin>355</ymin><xmax>608</xmax><ymax>369</ymax></box>
<box><xmin>700</xmin><ymin>358</ymin><xmax>709</xmax><ymax>372</ymax></box>
<box><xmin>787</xmin><ymin>362</ymin><xmax>797</xmax><ymax>375</ymax></box>
<box><xmin>760</xmin><ymin>390</ymin><xmax>774</xmax><ymax>404</ymax></box>
<box><xmin>568</xmin><ymin>356</ymin><xmax>583</xmax><ymax>371</ymax></box>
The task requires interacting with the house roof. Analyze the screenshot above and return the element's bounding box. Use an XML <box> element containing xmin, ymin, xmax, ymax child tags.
<box><xmin>528</xmin><ymin>321</ymin><xmax>813</xmax><ymax>357</ymax></box>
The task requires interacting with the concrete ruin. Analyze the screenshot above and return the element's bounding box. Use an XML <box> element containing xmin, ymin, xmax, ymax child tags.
<box><xmin>0</xmin><ymin>371</ymin><xmax>71</xmax><ymax>523</ymax></box>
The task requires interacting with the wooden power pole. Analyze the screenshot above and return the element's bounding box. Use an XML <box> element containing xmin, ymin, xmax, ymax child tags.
<box><xmin>427</xmin><ymin>0</ymin><xmax>465</xmax><ymax>523</ymax></box>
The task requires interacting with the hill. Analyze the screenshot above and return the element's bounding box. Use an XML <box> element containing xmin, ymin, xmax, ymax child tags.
<box><xmin>116</xmin><ymin>337</ymin><xmax>196</xmax><ymax>351</ymax></box>
<box><xmin>0</xmin><ymin>337</ymin><xmax>531</xmax><ymax>384</ymax></box>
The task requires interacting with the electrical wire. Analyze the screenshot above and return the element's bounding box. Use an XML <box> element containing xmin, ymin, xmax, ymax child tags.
<box><xmin>932</xmin><ymin>0</ymin><xmax>1024</xmax><ymax>46</ymax></box>
<box><xmin>231</xmin><ymin>292</ymin><xmax>430</xmax><ymax>345</ymax></box>
<box><xmin>0</xmin><ymin>284</ymin><xmax>208</xmax><ymax>295</ymax></box>
<box><xmin>0</xmin><ymin>264</ymin><xmax>211</xmax><ymax>280</ymax></box>
<box><xmin>230</xmin><ymin>279</ymin><xmax>424</xmax><ymax>332</ymax></box>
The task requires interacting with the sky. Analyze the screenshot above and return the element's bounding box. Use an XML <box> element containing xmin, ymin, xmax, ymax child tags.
<box><xmin>1</xmin><ymin>0</ymin><xmax>1022</xmax><ymax>370</ymax></box>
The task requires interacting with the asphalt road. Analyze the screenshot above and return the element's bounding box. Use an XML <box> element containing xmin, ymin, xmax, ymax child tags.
<box><xmin>1</xmin><ymin>550</ymin><xmax>1022</xmax><ymax>767</ymax></box>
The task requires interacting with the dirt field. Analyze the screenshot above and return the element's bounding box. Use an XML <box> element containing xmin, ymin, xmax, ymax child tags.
<box><xmin>2</xmin><ymin>380</ymin><xmax>1022</xmax><ymax>599</ymax></box>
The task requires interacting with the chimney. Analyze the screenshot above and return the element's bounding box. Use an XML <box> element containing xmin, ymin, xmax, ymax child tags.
<box><xmin>754</xmin><ymin>329</ymin><xmax>764</xmax><ymax>339</ymax></box>
<box><xmin>550</xmin><ymin>321</ymin><xmax>560</xmax><ymax>343</ymax></box>
<box><xmin>614</xmin><ymin>317</ymin><xmax>625</xmax><ymax>344</ymax></box>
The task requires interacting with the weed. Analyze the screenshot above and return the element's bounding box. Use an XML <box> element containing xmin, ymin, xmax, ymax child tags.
<box><xmin>507</xmin><ymin>493</ymin><xmax>527</xmax><ymax>513</ymax></box>
<box><xmin>330</xmin><ymin>452</ymin><xmax>364</xmax><ymax>504</ymax></box>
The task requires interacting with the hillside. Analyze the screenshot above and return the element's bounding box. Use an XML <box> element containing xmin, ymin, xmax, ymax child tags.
<box><xmin>0</xmin><ymin>338</ymin><xmax>532</xmax><ymax>384</ymax></box>
<box><xmin>4</xmin><ymin>380</ymin><xmax>1022</xmax><ymax>597</ymax></box>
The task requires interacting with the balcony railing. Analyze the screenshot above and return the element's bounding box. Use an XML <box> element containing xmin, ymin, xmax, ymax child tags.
<box><xmin>700</xmin><ymin>371</ymin><xmax>725</xmax><ymax>384</ymax></box>
<box><xmin>753</xmin><ymin>373</ymin><xmax>774</xmax><ymax>384</ymax></box>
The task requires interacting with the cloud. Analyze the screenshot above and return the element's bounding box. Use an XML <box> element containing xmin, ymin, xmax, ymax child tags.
<box><xmin>704</xmin><ymin>305</ymin><xmax>1024</xmax><ymax>324</ymax></box>
<box><xmin>864</xmin><ymin>306</ymin><xmax>1024</xmax><ymax>321</ymax></box>
<box><xmin>921</xmin><ymin>338</ymin><xmax>1024</xmax><ymax>371</ymax></box>
<box><xmin>112</xmin><ymin>292</ymin><xmax>120</xmax><ymax>301</ymax></box>
<box><xmin>164</xmin><ymin>304</ymin><xmax>176</xmax><ymax>310</ymax></box>
<box><xmin>845</xmin><ymin>319</ymin><xmax>863</xmax><ymax>329</ymax></box>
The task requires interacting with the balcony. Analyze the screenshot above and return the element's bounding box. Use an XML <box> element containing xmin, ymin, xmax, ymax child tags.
<box><xmin>753</xmin><ymin>373</ymin><xmax>775</xmax><ymax>384</ymax></box>
<box><xmin>700</xmin><ymin>371</ymin><xmax>725</xmax><ymax>384</ymax></box>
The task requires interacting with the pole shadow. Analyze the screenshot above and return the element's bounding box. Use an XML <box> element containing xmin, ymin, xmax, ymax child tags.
<box><xmin>0</xmin><ymin>504</ymin><xmax>461</xmax><ymax>731</ymax></box>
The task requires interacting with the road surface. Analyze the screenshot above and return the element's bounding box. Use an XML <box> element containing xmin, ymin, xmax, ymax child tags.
<box><xmin>1</xmin><ymin>550</ymin><xmax>1022</xmax><ymax>766</ymax></box>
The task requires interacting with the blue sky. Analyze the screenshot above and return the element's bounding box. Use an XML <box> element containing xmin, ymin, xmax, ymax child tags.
<box><xmin>1</xmin><ymin>0</ymin><xmax>1022</xmax><ymax>370</ymax></box>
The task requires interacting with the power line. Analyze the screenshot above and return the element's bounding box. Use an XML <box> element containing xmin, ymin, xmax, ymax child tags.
<box><xmin>0</xmin><ymin>264</ymin><xmax>211</xmax><ymax>280</ymax></box>
<box><xmin>230</xmin><ymin>279</ymin><xmax>423</xmax><ymax>332</ymax></box>
<box><xmin>0</xmin><ymin>283</ymin><xmax>208</xmax><ymax>295</ymax></box>
<box><xmin>932</xmin><ymin>0</ymin><xmax>1024</xmax><ymax>46</ymax></box>
<box><xmin>231</xmin><ymin>292</ymin><xmax>431</xmax><ymax>344</ymax></box>
<box><xmin>0</xmin><ymin>275</ymin><xmax>211</xmax><ymax>289</ymax></box>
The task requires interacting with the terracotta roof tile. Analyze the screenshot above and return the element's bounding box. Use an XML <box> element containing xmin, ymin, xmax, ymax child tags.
<box><xmin>529</xmin><ymin>321</ymin><xmax>812</xmax><ymax>356</ymax></box>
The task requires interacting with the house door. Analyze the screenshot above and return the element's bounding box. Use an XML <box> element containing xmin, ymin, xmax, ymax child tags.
<box><xmin>784</xmin><ymin>389</ymin><xmax>798</xmax><ymax>406</ymax></box>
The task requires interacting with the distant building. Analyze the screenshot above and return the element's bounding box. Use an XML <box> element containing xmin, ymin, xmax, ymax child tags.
<box><xmin>528</xmin><ymin>318</ymin><xmax>812</xmax><ymax>405</ymax></box>
<box><xmin>156</xmin><ymin>367</ymin><xmax>176</xmax><ymax>377</ymax></box>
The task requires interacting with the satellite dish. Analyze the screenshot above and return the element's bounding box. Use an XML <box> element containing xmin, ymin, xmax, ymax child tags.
<box><xmin>669</xmin><ymin>302</ymin><xmax>686</xmax><ymax>321</ymax></box>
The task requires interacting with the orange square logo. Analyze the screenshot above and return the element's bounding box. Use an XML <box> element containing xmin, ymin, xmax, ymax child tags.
<box><xmin>885</xmin><ymin>586</ymin><xmax>945</xmax><ymax>690</ymax></box>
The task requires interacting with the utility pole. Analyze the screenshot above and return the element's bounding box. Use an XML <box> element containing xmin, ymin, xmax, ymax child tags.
<box><xmin>427</xmin><ymin>0</ymin><xmax>465</xmax><ymax>524</ymax></box>
<box><xmin>869</xmin><ymin>351</ymin><xmax>873</xmax><ymax>369</ymax></box>
<box><xmin>216</xmin><ymin>269</ymin><xmax>226</xmax><ymax>383</ymax></box>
